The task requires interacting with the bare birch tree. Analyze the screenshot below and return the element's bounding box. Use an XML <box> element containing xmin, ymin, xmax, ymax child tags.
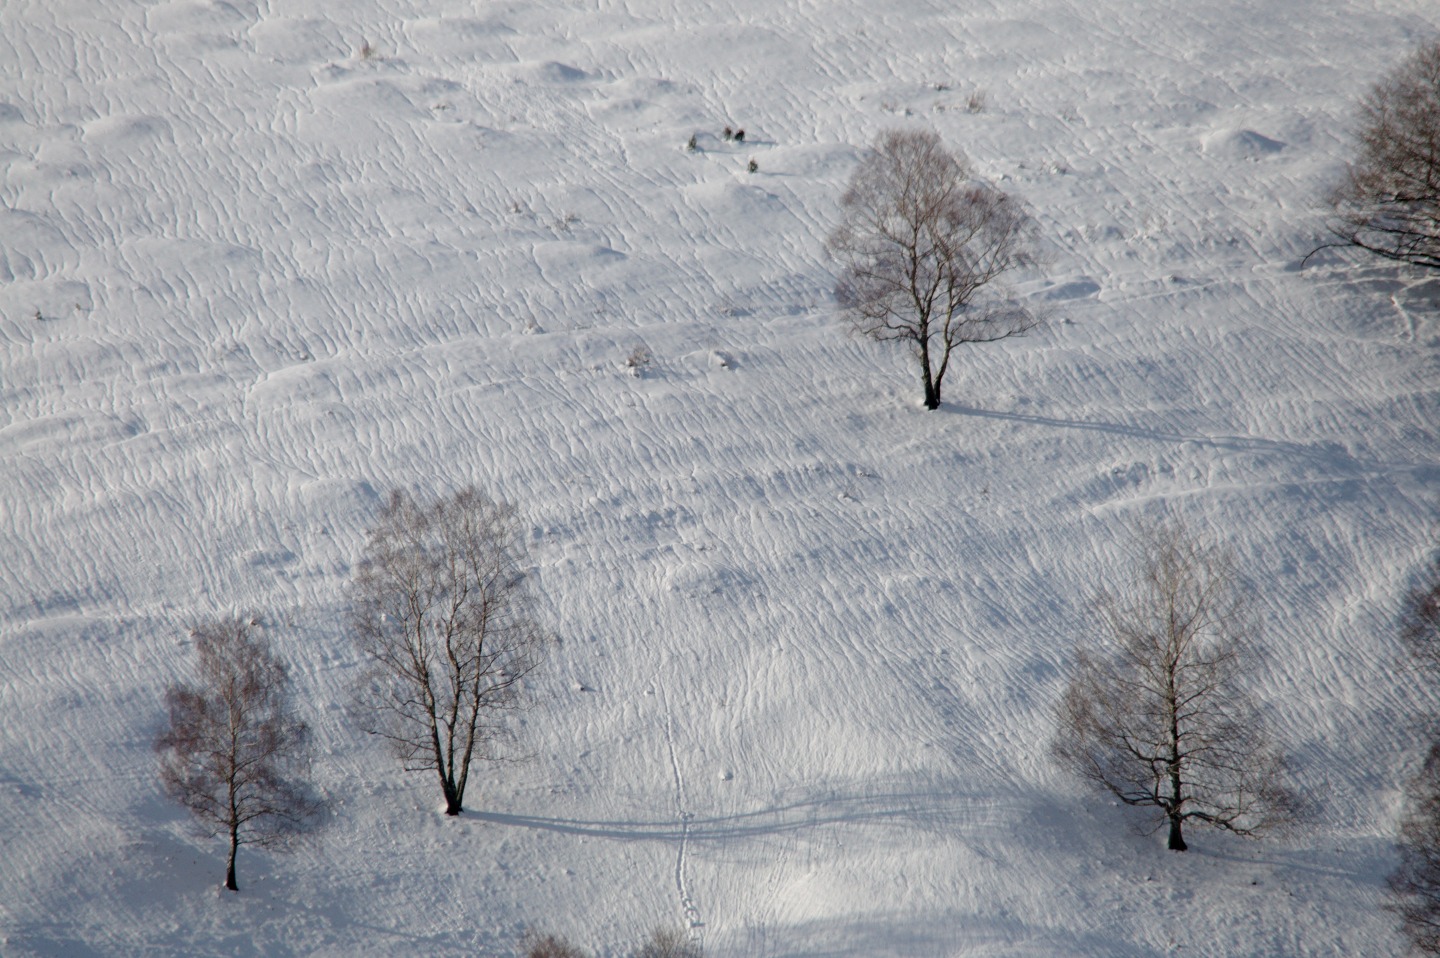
<box><xmin>827</xmin><ymin>128</ymin><xmax>1039</xmax><ymax>410</ymax></box>
<box><xmin>1052</xmin><ymin>521</ymin><xmax>1292</xmax><ymax>851</ymax></box>
<box><xmin>350</xmin><ymin>487</ymin><xmax>547</xmax><ymax>816</ymax></box>
<box><xmin>155</xmin><ymin>617</ymin><xmax>324</xmax><ymax>891</ymax></box>
<box><xmin>1315</xmin><ymin>39</ymin><xmax>1440</xmax><ymax>272</ymax></box>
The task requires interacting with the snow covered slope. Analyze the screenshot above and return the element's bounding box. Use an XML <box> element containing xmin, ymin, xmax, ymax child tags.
<box><xmin>2</xmin><ymin>0</ymin><xmax>1438</xmax><ymax>954</ymax></box>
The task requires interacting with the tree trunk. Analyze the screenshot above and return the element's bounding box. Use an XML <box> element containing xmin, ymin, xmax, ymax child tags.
<box><xmin>226</xmin><ymin>827</ymin><xmax>240</xmax><ymax>890</ymax></box>
<box><xmin>1166</xmin><ymin>672</ymin><xmax>1185</xmax><ymax>851</ymax></box>
<box><xmin>1167</xmin><ymin>748</ymin><xmax>1187</xmax><ymax>851</ymax></box>
<box><xmin>1167</xmin><ymin>815</ymin><xmax>1187</xmax><ymax>852</ymax></box>
<box><xmin>440</xmin><ymin>772</ymin><xmax>463</xmax><ymax>816</ymax></box>
<box><xmin>919</xmin><ymin>334</ymin><xmax>941</xmax><ymax>410</ymax></box>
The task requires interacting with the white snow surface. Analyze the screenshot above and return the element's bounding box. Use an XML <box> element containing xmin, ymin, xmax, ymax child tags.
<box><xmin>2</xmin><ymin>0</ymin><xmax>1439</xmax><ymax>954</ymax></box>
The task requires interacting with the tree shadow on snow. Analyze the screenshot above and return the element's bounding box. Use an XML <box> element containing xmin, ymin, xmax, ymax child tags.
<box><xmin>944</xmin><ymin>403</ymin><xmax>1427</xmax><ymax>474</ymax></box>
<box><xmin>476</xmin><ymin>786</ymin><xmax>999</xmax><ymax>845</ymax></box>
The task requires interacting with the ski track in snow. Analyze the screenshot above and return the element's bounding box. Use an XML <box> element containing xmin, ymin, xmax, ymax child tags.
<box><xmin>2</xmin><ymin>0</ymin><xmax>1439</xmax><ymax>954</ymax></box>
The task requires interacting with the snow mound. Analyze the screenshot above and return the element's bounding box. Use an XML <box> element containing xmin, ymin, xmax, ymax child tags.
<box><xmin>1201</xmin><ymin>127</ymin><xmax>1287</xmax><ymax>159</ymax></box>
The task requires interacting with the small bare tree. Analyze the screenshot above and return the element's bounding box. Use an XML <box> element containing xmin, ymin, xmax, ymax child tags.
<box><xmin>827</xmin><ymin>128</ymin><xmax>1039</xmax><ymax>410</ymax></box>
<box><xmin>1052</xmin><ymin>521</ymin><xmax>1292</xmax><ymax>851</ymax></box>
<box><xmin>1316</xmin><ymin>39</ymin><xmax>1440</xmax><ymax>272</ymax></box>
<box><xmin>155</xmin><ymin>617</ymin><xmax>324</xmax><ymax>891</ymax></box>
<box><xmin>350</xmin><ymin>487</ymin><xmax>547</xmax><ymax>816</ymax></box>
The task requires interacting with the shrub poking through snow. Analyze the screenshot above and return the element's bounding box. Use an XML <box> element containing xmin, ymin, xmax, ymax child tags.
<box><xmin>349</xmin><ymin>488</ymin><xmax>549</xmax><ymax>816</ymax></box>
<box><xmin>626</xmin><ymin>343</ymin><xmax>653</xmax><ymax>374</ymax></box>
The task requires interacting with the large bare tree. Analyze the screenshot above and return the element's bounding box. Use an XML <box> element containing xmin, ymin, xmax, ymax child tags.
<box><xmin>1052</xmin><ymin>521</ymin><xmax>1292</xmax><ymax>851</ymax></box>
<box><xmin>350</xmin><ymin>487</ymin><xmax>547</xmax><ymax>816</ymax></box>
<box><xmin>155</xmin><ymin>617</ymin><xmax>324</xmax><ymax>891</ymax></box>
<box><xmin>1316</xmin><ymin>39</ymin><xmax>1440</xmax><ymax>272</ymax></box>
<box><xmin>827</xmin><ymin>128</ymin><xmax>1039</xmax><ymax>410</ymax></box>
